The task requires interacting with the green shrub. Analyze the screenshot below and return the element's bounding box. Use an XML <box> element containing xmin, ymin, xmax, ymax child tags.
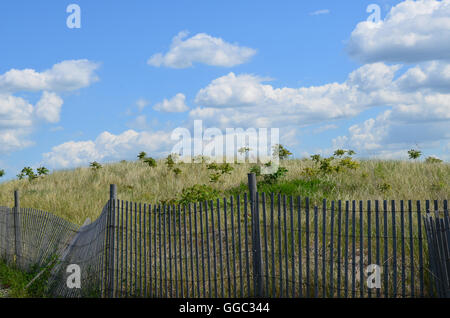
<box><xmin>262</xmin><ymin>167</ymin><xmax>288</xmax><ymax>185</ymax></box>
<box><xmin>273</xmin><ymin>144</ymin><xmax>292</xmax><ymax>160</ymax></box>
<box><xmin>408</xmin><ymin>149</ymin><xmax>422</xmax><ymax>160</ymax></box>
<box><xmin>166</xmin><ymin>154</ymin><xmax>175</xmax><ymax>169</ymax></box>
<box><xmin>425</xmin><ymin>156</ymin><xmax>443</xmax><ymax>164</ymax></box>
<box><xmin>143</xmin><ymin>157</ymin><xmax>157</xmax><ymax>168</ymax></box>
<box><xmin>17</xmin><ymin>167</ymin><xmax>38</xmax><ymax>182</ymax></box>
<box><xmin>179</xmin><ymin>184</ymin><xmax>220</xmax><ymax>205</ymax></box>
<box><xmin>89</xmin><ymin>161</ymin><xmax>102</xmax><ymax>171</ymax></box>
<box><xmin>173</xmin><ymin>168</ymin><xmax>182</xmax><ymax>176</ymax></box>
<box><xmin>137</xmin><ymin>151</ymin><xmax>147</xmax><ymax>160</ymax></box>
<box><xmin>37</xmin><ymin>166</ymin><xmax>49</xmax><ymax>176</ymax></box>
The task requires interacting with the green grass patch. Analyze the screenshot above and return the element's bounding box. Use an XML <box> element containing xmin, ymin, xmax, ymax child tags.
<box><xmin>0</xmin><ymin>260</ymin><xmax>51</xmax><ymax>298</ymax></box>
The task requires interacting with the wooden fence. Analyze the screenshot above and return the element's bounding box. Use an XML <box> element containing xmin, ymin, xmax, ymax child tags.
<box><xmin>0</xmin><ymin>176</ymin><xmax>448</xmax><ymax>298</ymax></box>
<box><xmin>423</xmin><ymin>211</ymin><xmax>450</xmax><ymax>297</ymax></box>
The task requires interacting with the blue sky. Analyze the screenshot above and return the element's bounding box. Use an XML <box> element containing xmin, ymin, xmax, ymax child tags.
<box><xmin>1</xmin><ymin>0</ymin><xmax>449</xmax><ymax>181</ymax></box>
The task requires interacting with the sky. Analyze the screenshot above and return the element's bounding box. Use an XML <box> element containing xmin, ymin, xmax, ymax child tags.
<box><xmin>1</xmin><ymin>0</ymin><xmax>449</xmax><ymax>181</ymax></box>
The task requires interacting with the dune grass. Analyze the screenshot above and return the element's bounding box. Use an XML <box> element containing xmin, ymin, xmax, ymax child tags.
<box><xmin>0</xmin><ymin>159</ymin><xmax>448</xmax><ymax>225</ymax></box>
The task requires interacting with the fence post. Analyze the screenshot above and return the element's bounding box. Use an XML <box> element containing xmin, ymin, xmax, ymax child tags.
<box><xmin>105</xmin><ymin>184</ymin><xmax>117</xmax><ymax>298</ymax></box>
<box><xmin>248</xmin><ymin>173</ymin><xmax>263</xmax><ymax>297</ymax></box>
<box><xmin>13</xmin><ymin>190</ymin><xmax>22</xmax><ymax>268</ymax></box>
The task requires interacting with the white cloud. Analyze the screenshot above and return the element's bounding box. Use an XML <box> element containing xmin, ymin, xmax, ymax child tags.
<box><xmin>148</xmin><ymin>31</ymin><xmax>256</xmax><ymax>68</ymax></box>
<box><xmin>191</xmin><ymin>64</ymin><xmax>403</xmax><ymax>128</ymax></box>
<box><xmin>190</xmin><ymin>59</ymin><xmax>450</xmax><ymax>158</ymax></box>
<box><xmin>0</xmin><ymin>59</ymin><xmax>100</xmax><ymax>93</ymax></box>
<box><xmin>153</xmin><ymin>93</ymin><xmax>189</xmax><ymax>112</ymax></box>
<box><xmin>0</xmin><ymin>94</ymin><xmax>34</xmax><ymax>153</ymax></box>
<box><xmin>396</xmin><ymin>61</ymin><xmax>450</xmax><ymax>93</ymax></box>
<box><xmin>42</xmin><ymin>129</ymin><xmax>173</xmax><ymax>169</ymax></box>
<box><xmin>0</xmin><ymin>128</ymin><xmax>33</xmax><ymax>154</ymax></box>
<box><xmin>333</xmin><ymin>107</ymin><xmax>450</xmax><ymax>158</ymax></box>
<box><xmin>310</xmin><ymin>9</ymin><xmax>330</xmax><ymax>16</ymax></box>
<box><xmin>347</xmin><ymin>0</ymin><xmax>450</xmax><ymax>63</ymax></box>
<box><xmin>35</xmin><ymin>91</ymin><xmax>64</xmax><ymax>123</ymax></box>
<box><xmin>0</xmin><ymin>60</ymin><xmax>99</xmax><ymax>153</ymax></box>
<box><xmin>0</xmin><ymin>94</ymin><xmax>34</xmax><ymax>129</ymax></box>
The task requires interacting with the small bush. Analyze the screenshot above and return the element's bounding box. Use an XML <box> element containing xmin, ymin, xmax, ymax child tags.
<box><xmin>173</xmin><ymin>168</ymin><xmax>182</xmax><ymax>176</ymax></box>
<box><xmin>17</xmin><ymin>167</ymin><xmax>38</xmax><ymax>182</ymax></box>
<box><xmin>143</xmin><ymin>157</ymin><xmax>157</xmax><ymax>168</ymax></box>
<box><xmin>37</xmin><ymin>166</ymin><xmax>49</xmax><ymax>176</ymax></box>
<box><xmin>179</xmin><ymin>184</ymin><xmax>220</xmax><ymax>205</ymax></box>
<box><xmin>408</xmin><ymin>149</ymin><xmax>422</xmax><ymax>160</ymax></box>
<box><xmin>89</xmin><ymin>161</ymin><xmax>102</xmax><ymax>171</ymax></box>
<box><xmin>273</xmin><ymin>144</ymin><xmax>292</xmax><ymax>160</ymax></box>
<box><xmin>137</xmin><ymin>151</ymin><xmax>147</xmax><ymax>160</ymax></box>
<box><xmin>425</xmin><ymin>156</ymin><xmax>443</xmax><ymax>164</ymax></box>
<box><xmin>166</xmin><ymin>154</ymin><xmax>175</xmax><ymax>169</ymax></box>
<box><xmin>262</xmin><ymin>167</ymin><xmax>288</xmax><ymax>185</ymax></box>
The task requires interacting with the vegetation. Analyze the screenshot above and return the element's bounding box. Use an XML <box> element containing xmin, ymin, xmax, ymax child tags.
<box><xmin>0</xmin><ymin>147</ymin><xmax>447</xmax><ymax>225</ymax></box>
<box><xmin>0</xmin><ymin>260</ymin><xmax>50</xmax><ymax>298</ymax></box>
<box><xmin>90</xmin><ymin>161</ymin><xmax>102</xmax><ymax>171</ymax></box>
<box><xmin>408</xmin><ymin>149</ymin><xmax>422</xmax><ymax>160</ymax></box>
<box><xmin>426</xmin><ymin>156</ymin><xmax>443</xmax><ymax>164</ymax></box>
<box><xmin>143</xmin><ymin>157</ymin><xmax>157</xmax><ymax>168</ymax></box>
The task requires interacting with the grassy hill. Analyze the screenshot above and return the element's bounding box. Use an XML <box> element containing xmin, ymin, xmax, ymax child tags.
<box><xmin>0</xmin><ymin>158</ymin><xmax>448</xmax><ymax>225</ymax></box>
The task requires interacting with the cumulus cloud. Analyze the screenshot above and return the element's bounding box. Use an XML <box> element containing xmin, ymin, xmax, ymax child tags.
<box><xmin>35</xmin><ymin>91</ymin><xmax>64</xmax><ymax>123</ymax></box>
<box><xmin>148</xmin><ymin>31</ymin><xmax>256</xmax><ymax>68</ymax></box>
<box><xmin>396</xmin><ymin>61</ymin><xmax>450</xmax><ymax>93</ymax></box>
<box><xmin>191</xmin><ymin>63</ymin><xmax>406</xmax><ymax>128</ymax></box>
<box><xmin>153</xmin><ymin>93</ymin><xmax>189</xmax><ymax>112</ymax></box>
<box><xmin>0</xmin><ymin>59</ymin><xmax>100</xmax><ymax>93</ymax></box>
<box><xmin>347</xmin><ymin>0</ymin><xmax>450</xmax><ymax>63</ymax></box>
<box><xmin>190</xmin><ymin>58</ymin><xmax>450</xmax><ymax>157</ymax></box>
<box><xmin>0</xmin><ymin>60</ymin><xmax>99</xmax><ymax>153</ymax></box>
<box><xmin>42</xmin><ymin>130</ymin><xmax>173</xmax><ymax>169</ymax></box>
<box><xmin>0</xmin><ymin>94</ymin><xmax>34</xmax><ymax>153</ymax></box>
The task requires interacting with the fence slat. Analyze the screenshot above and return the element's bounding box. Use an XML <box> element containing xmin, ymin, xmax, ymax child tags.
<box><xmin>392</xmin><ymin>200</ymin><xmax>397</xmax><ymax>298</ymax></box>
<box><xmin>383</xmin><ymin>200</ymin><xmax>389</xmax><ymax>298</ymax></box>
<box><xmin>217</xmin><ymin>199</ymin><xmax>224</xmax><ymax>298</ymax></box>
<box><xmin>305</xmin><ymin>197</ymin><xmax>310</xmax><ymax>297</ymax></box>
<box><xmin>204</xmin><ymin>202</ymin><xmax>211</xmax><ymax>298</ymax></box>
<box><xmin>210</xmin><ymin>201</ymin><xmax>218</xmax><ymax>298</ymax></box>
<box><xmin>417</xmin><ymin>201</ymin><xmax>424</xmax><ymax>297</ymax></box>
<box><xmin>297</xmin><ymin>196</ymin><xmax>303</xmax><ymax>298</ymax></box>
<box><xmin>344</xmin><ymin>201</ymin><xmax>349</xmax><ymax>298</ymax></box>
<box><xmin>230</xmin><ymin>196</ymin><xmax>237</xmax><ymax>298</ymax></box>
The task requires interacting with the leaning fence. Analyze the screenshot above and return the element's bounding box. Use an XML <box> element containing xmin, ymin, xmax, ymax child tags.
<box><xmin>0</xmin><ymin>179</ymin><xmax>448</xmax><ymax>298</ymax></box>
<box><xmin>423</xmin><ymin>210</ymin><xmax>450</xmax><ymax>297</ymax></box>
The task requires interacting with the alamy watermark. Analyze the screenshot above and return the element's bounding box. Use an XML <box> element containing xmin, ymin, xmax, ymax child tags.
<box><xmin>66</xmin><ymin>264</ymin><xmax>81</xmax><ymax>289</ymax></box>
<box><xmin>170</xmin><ymin>120</ymin><xmax>280</xmax><ymax>175</ymax></box>
<box><xmin>66</xmin><ymin>4</ymin><xmax>81</xmax><ymax>29</ymax></box>
<box><xmin>366</xmin><ymin>264</ymin><xmax>382</xmax><ymax>289</ymax></box>
<box><xmin>367</xmin><ymin>4</ymin><xmax>381</xmax><ymax>23</ymax></box>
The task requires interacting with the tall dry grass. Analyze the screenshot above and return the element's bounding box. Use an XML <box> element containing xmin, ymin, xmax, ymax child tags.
<box><xmin>0</xmin><ymin>159</ymin><xmax>448</xmax><ymax>225</ymax></box>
